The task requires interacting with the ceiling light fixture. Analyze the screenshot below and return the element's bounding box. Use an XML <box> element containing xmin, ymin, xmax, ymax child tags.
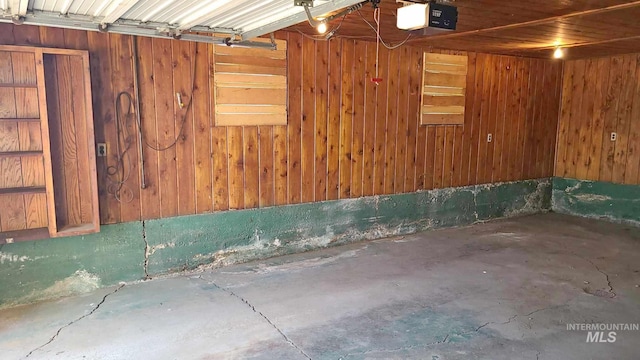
<box><xmin>316</xmin><ymin>21</ymin><xmax>327</xmax><ymax>34</ymax></box>
<box><xmin>303</xmin><ymin>4</ymin><xmax>325</xmax><ymax>33</ymax></box>
<box><xmin>302</xmin><ymin>2</ymin><xmax>365</xmax><ymax>36</ymax></box>
<box><xmin>553</xmin><ymin>46</ymin><xmax>564</xmax><ymax>59</ymax></box>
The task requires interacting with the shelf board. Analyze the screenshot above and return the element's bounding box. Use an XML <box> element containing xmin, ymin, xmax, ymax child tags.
<box><xmin>0</xmin><ymin>118</ymin><xmax>40</xmax><ymax>122</ymax></box>
<box><xmin>55</xmin><ymin>223</ymin><xmax>98</xmax><ymax>237</ymax></box>
<box><xmin>0</xmin><ymin>151</ymin><xmax>43</xmax><ymax>157</ymax></box>
<box><xmin>0</xmin><ymin>186</ymin><xmax>46</xmax><ymax>195</ymax></box>
<box><xmin>0</xmin><ymin>83</ymin><xmax>37</xmax><ymax>88</ymax></box>
<box><xmin>1</xmin><ymin>227</ymin><xmax>50</xmax><ymax>244</ymax></box>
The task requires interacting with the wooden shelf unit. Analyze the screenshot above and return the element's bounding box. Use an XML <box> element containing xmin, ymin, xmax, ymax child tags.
<box><xmin>0</xmin><ymin>45</ymin><xmax>100</xmax><ymax>241</ymax></box>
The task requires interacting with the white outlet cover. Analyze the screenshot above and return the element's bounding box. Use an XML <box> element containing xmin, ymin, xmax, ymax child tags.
<box><xmin>611</xmin><ymin>132</ymin><xmax>617</xmax><ymax>141</ymax></box>
<box><xmin>487</xmin><ymin>134</ymin><xmax>493</xmax><ymax>142</ymax></box>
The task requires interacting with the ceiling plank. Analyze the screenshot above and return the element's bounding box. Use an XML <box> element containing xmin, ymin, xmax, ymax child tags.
<box><xmin>422</xmin><ymin>0</ymin><xmax>640</xmax><ymax>41</ymax></box>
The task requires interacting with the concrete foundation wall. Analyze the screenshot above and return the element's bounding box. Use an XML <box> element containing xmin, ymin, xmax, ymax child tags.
<box><xmin>0</xmin><ymin>179</ymin><xmax>551</xmax><ymax>309</ymax></box>
<box><xmin>552</xmin><ymin>177</ymin><xmax>640</xmax><ymax>225</ymax></box>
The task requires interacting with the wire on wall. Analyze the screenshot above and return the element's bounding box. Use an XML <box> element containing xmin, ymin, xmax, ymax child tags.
<box><xmin>357</xmin><ymin>9</ymin><xmax>412</xmax><ymax>50</ymax></box>
<box><xmin>106</xmin><ymin>40</ymin><xmax>198</xmax><ymax>201</ymax></box>
<box><xmin>105</xmin><ymin>91</ymin><xmax>135</xmax><ymax>203</ymax></box>
<box><xmin>137</xmin><ymin>47</ymin><xmax>197</xmax><ymax>152</ymax></box>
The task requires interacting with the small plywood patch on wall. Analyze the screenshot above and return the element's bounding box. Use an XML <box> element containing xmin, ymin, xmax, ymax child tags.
<box><xmin>421</xmin><ymin>53</ymin><xmax>468</xmax><ymax>125</ymax></box>
<box><xmin>213</xmin><ymin>39</ymin><xmax>287</xmax><ymax>126</ymax></box>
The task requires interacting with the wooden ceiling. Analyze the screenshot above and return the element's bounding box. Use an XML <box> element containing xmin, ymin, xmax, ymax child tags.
<box><xmin>286</xmin><ymin>0</ymin><xmax>640</xmax><ymax>59</ymax></box>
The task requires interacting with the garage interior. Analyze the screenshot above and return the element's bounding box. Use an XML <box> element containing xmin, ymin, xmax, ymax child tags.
<box><xmin>0</xmin><ymin>0</ymin><xmax>639</xmax><ymax>359</ymax></box>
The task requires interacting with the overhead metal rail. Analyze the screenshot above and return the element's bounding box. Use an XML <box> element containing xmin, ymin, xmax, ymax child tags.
<box><xmin>0</xmin><ymin>0</ymin><xmax>363</xmax><ymax>48</ymax></box>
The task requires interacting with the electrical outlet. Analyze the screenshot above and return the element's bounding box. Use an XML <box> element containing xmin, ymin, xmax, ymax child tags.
<box><xmin>487</xmin><ymin>133</ymin><xmax>492</xmax><ymax>143</ymax></box>
<box><xmin>611</xmin><ymin>132</ymin><xmax>617</xmax><ymax>141</ymax></box>
<box><xmin>97</xmin><ymin>143</ymin><xmax>107</xmax><ymax>157</ymax></box>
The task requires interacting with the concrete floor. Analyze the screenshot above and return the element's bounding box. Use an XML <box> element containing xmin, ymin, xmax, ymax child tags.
<box><xmin>1</xmin><ymin>213</ymin><xmax>640</xmax><ymax>360</ymax></box>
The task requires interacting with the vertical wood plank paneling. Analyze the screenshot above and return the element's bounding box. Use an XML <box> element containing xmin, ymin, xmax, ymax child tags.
<box><xmin>273</xmin><ymin>125</ymin><xmax>288</xmax><ymax>206</ymax></box>
<box><xmin>57</xmin><ymin>56</ymin><xmax>82</xmax><ymax>226</ymax></box>
<box><xmin>1</xmin><ymin>25</ymin><xmax>568</xmax><ymax>232</ymax></box>
<box><xmin>433</xmin><ymin>126</ymin><xmax>445</xmax><ymax>188</ymax></box>
<box><xmin>134</xmin><ymin>37</ymin><xmax>160</xmax><ymax>220</ymax></box>
<box><xmin>556</xmin><ymin>52</ymin><xmax>640</xmax><ymax>186</ymax></box>
<box><xmin>565</xmin><ymin>60</ymin><xmax>586</xmax><ymax>179</ymax></box>
<box><xmin>555</xmin><ymin>61</ymin><xmax>573</xmax><ymax>178</ymax></box>
<box><xmin>68</xmin><ymin>56</ymin><xmax>93</xmax><ymax>224</ymax></box>
<box><xmin>524</xmin><ymin>60</ymin><xmax>543</xmax><ymax>179</ymax></box>
<box><xmin>362</xmin><ymin>42</ymin><xmax>377</xmax><ymax>196</ymax></box>
<box><xmin>599</xmin><ymin>56</ymin><xmax>624</xmax><ymax>182</ymax></box>
<box><xmin>314</xmin><ymin>40</ymin><xmax>329</xmax><ymax>201</ymax></box>
<box><xmin>110</xmin><ymin>35</ymin><xmax>141</xmax><ymax>222</ymax></box>
<box><xmin>243</xmin><ymin>126</ymin><xmax>259</xmax><ymax>208</ymax></box>
<box><xmin>532</xmin><ymin>60</ymin><xmax>547</xmax><ymax>179</ymax></box>
<box><xmin>351</xmin><ymin>40</ymin><xmax>366</xmax><ymax>198</ymax></box>
<box><xmin>424</xmin><ymin>126</ymin><xmax>436</xmax><ymax>190</ymax></box>
<box><xmin>612</xmin><ymin>55</ymin><xmax>637</xmax><ymax>183</ymax></box>
<box><xmin>459</xmin><ymin>52</ymin><xmax>476</xmax><ymax>186</ymax></box>
<box><xmin>39</xmin><ymin>27</ymin><xmax>65</xmax><ymax>47</ymax></box>
<box><xmin>373</xmin><ymin>46</ymin><xmax>389</xmax><ymax>195</ymax></box>
<box><xmin>492</xmin><ymin>57</ymin><xmax>509</xmax><ymax>183</ymax></box>
<box><xmin>477</xmin><ymin>55</ymin><xmax>494</xmax><ymax>184</ymax></box>
<box><xmin>442</xmin><ymin>126</ymin><xmax>454</xmax><ymax>187</ymax></box>
<box><xmin>626</xmin><ymin>55</ymin><xmax>640</xmax><ymax>184</ymax></box>
<box><xmin>259</xmin><ymin>126</ymin><xmax>274</xmax><ymax>207</ymax></box>
<box><xmin>0</xmin><ymin>23</ymin><xmax>15</xmax><ymax>43</ymax></box>
<box><xmin>574</xmin><ymin>59</ymin><xmax>596</xmax><ymax>180</ymax></box>
<box><xmin>586</xmin><ymin>58</ymin><xmax>610</xmax><ymax>180</ymax></box>
<box><xmin>506</xmin><ymin>58</ymin><xmax>522</xmax><ymax>180</ymax></box>
<box><xmin>543</xmin><ymin>61</ymin><xmax>562</xmax><ymax>178</ymax></box>
<box><xmin>86</xmin><ymin>32</ymin><xmax>119</xmax><ymax>224</ymax></box>
<box><xmin>288</xmin><ymin>33</ymin><xmax>303</xmax><ymax>204</ymax></box>
<box><xmin>339</xmin><ymin>40</ymin><xmax>354</xmax><ymax>199</ymax></box>
<box><xmin>152</xmin><ymin>38</ymin><xmax>178</xmax><ymax>218</ymax></box>
<box><xmin>12</xmin><ymin>25</ymin><xmax>40</xmax><ymax>46</ymax></box>
<box><xmin>485</xmin><ymin>56</ymin><xmax>502</xmax><ymax>183</ymax></box>
<box><xmin>383</xmin><ymin>48</ymin><xmax>399</xmax><ymax>194</ymax></box>
<box><xmin>468</xmin><ymin>53</ymin><xmax>485</xmax><ymax>185</ymax></box>
<box><xmin>227</xmin><ymin>127</ymin><xmax>244</xmax><ymax>210</ymax></box>
<box><xmin>193</xmin><ymin>42</ymin><xmax>213</xmax><ymax>213</ymax></box>
<box><xmin>135</xmin><ymin>36</ymin><xmax>161</xmax><ymax>220</ymax></box>
<box><xmin>301</xmin><ymin>37</ymin><xmax>316</xmax><ymax>203</ymax></box>
<box><xmin>326</xmin><ymin>38</ymin><xmax>342</xmax><ymax>200</ymax></box>
<box><xmin>405</xmin><ymin>47</ymin><xmax>421</xmax><ymax>191</ymax></box>
<box><xmin>212</xmin><ymin>126</ymin><xmax>230</xmax><ymax>211</ymax></box>
<box><xmin>394</xmin><ymin>47</ymin><xmax>409</xmax><ymax>193</ymax></box>
<box><xmin>173</xmin><ymin>41</ymin><xmax>196</xmax><ymax>216</ymax></box>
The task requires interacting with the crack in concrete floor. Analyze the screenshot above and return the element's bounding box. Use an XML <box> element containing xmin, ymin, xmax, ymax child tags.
<box><xmin>195</xmin><ymin>276</ymin><xmax>312</xmax><ymax>360</ymax></box>
<box><xmin>23</xmin><ymin>284</ymin><xmax>125</xmax><ymax>359</ymax></box>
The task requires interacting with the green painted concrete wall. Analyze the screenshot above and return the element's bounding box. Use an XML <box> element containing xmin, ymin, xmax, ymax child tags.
<box><xmin>552</xmin><ymin>177</ymin><xmax>640</xmax><ymax>225</ymax></box>
<box><xmin>0</xmin><ymin>179</ymin><xmax>551</xmax><ymax>309</ymax></box>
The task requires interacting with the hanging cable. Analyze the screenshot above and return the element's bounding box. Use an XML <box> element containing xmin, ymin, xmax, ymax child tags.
<box><xmin>357</xmin><ymin>9</ymin><xmax>412</xmax><ymax>50</ymax></box>
<box><xmin>106</xmin><ymin>91</ymin><xmax>135</xmax><ymax>203</ymax></box>
<box><xmin>374</xmin><ymin>7</ymin><xmax>380</xmax><ymax>78</ymax></box>
<box><xmin>137</xmin><ymin>44</ymin><xmax>197</xmax><ymax>152</ymax></box>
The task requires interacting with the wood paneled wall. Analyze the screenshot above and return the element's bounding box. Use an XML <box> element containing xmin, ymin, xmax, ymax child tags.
<box><xmin>0</xmin><ymin>24</ymin><xmax>562</xmax><ymax>225</ymax></box>
<box><xmin>556</xmin><ymin>53</ymin><xmax>640</xmax><ymax>184</ymax></box>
